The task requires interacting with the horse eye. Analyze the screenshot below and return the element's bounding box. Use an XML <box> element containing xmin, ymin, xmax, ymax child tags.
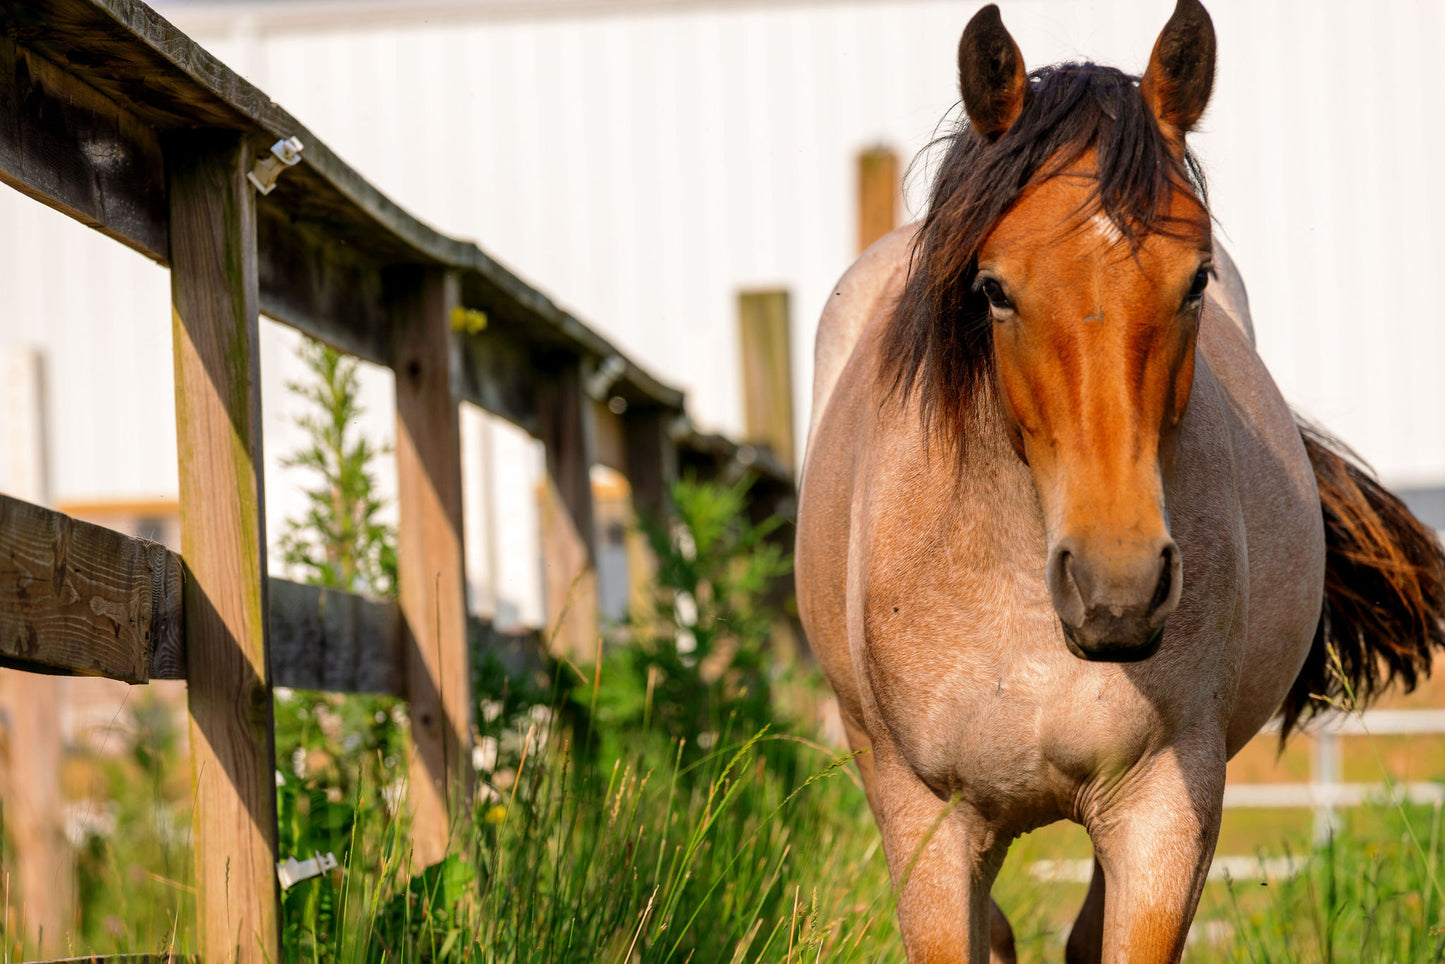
<box><xmin>1185</xmin><ymin>267</ymin><xmax>1210</xmax><ymax>304</ymax></box>
<box><xmin>979</xmin><ymin>278</ymin><xmax>1013</xmax><ymax>311</ymax></box>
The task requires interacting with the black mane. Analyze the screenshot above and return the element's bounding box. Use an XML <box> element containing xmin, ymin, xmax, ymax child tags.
<box><xmin>880</xmin><ymin>63</ymin><xmax>1208</xmax><ymax>456</ymax></box>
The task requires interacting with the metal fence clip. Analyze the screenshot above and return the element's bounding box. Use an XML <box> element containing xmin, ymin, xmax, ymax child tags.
<box><xmin>277</xmin><ymin>851</ymin><xmax>339</xmax><ymax>888</ymax></box>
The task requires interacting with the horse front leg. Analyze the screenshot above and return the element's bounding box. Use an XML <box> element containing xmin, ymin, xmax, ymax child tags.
<box><xmin>871</xmin><ymin>739</ymin><xmax>1011</xmax><ymax>964</ymax></box>
<box><xmin>1087</xmin><ymin>743</ymin><xmax>1224</xmax><ymax>964</ymax></box>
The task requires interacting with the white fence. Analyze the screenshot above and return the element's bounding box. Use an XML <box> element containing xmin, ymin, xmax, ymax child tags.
<box><xmin>1250</xmin><ymin>708</ymin><xmax>1445</xmax><ymax>844</ymax></box>
<box><xmin>1031</xmin><ymin>708</ymin><xmax>1445</xmax><ymax>885</ymax></box>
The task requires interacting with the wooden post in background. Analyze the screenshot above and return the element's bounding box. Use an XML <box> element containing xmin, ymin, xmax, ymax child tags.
<box><xmin>736</xmin><ymin>291</ymin><xmax>804</xmax><ymax>662</ymax></box>
<box><xmin>390</xmin><ymin>269</ymin><xmax>473</xmax><ymax>868</ymax></box>
<box><xmin>0</xmin><ymin>347</ymin><xmax>73</xmax><ymax>954</ymax></box>
<box><xmin>857</xmin><ymin>145</ymin><xmax>900</xmax><ymax>254</ymax></box>
<box><xmin>538</xmin><ymin>361</ymin><xmax>599</xmax><ymax>664</ymax></box>
<box><xmin>622</xmin><ymin>407</ymin><xmax>680</xmax><ymax>620</ymax></box>
<box><xmin>737</xmin><ymin>291</ymin><xmax>795</xmax><ymax>475</ymax></box>
<box><xmin>167</xmin><ymin>130</ymin><xmax>279</xmax><ymax>964</ymax></box>
<box><xmin>624</xmin><ymin>408</ymin><xmax>679</xmax><ymax>527</ymax></box>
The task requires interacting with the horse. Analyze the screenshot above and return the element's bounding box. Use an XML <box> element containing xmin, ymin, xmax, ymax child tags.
<box><xmin>794</xmin><ymin>1</ymin><xmax>1445</xmax><ymax>961</ymax></box>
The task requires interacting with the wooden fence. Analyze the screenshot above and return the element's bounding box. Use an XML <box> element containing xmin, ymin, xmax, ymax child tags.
<box><xmin>0</xmin><ymin>1</ymin><xmax>792</xmax><ymax>961</ymax></box>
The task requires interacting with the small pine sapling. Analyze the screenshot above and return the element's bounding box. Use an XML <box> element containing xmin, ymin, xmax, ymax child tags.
<box><xmin>278</xmin><ymin>338</ymin><xmax>397</xmax><ymax>595</ymax></box>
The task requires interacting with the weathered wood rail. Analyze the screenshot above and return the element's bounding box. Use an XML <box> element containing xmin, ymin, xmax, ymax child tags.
<box><xmin>1</xmin><ymin>492</ymin><xmax>540</xmax><ymax>696</ymax></box>
<box><xmin>0</xmin><ymin>1</ymin><xmax>793</xmax><ymax>960</ymax></box>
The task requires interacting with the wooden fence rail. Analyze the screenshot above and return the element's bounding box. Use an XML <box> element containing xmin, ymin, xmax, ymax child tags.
<box><xmin>0</xmin><ymin>0</ymin><xmax>793</xmax><ymax>960</ymax></box>
<box><xmin>2</xmin><ymin>493</ymin><xmax>543</xmax><ymax>699</ymax></box>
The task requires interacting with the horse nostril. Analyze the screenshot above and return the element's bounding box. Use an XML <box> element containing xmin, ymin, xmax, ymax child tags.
<box><xmin>1147</xmin><ymin>541</ymin><xmax>1181</xmax><ymax>621</ymax></box>
<box><xmin>1047</xmin><ymin>543</ymin><xmax>1086</xmax><ymax>628</ymax></box>
<box><xmin>1064</xmin><ymin>549</ymin><xmax>1092</xmax><ymax>601</ymax></box>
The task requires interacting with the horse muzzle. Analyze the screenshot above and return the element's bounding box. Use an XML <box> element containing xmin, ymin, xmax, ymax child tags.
<box><xmin>1046</xmin><ymin>536</ymin><xmax>1182</xmax><ymax>662</ymax></box>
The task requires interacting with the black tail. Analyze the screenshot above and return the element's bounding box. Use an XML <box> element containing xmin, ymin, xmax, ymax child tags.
<box><xmin>1280</xmin><ymin>422</ymin><xmax>1445</xmax><ymax>742</ymax></box>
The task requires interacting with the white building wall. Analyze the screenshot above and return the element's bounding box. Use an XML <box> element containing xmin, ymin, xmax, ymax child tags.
<box><xmin>1</xmin><ymin>0</ymin><xmax>1442</xmax><ymax>621</ymax></box>
<box><xmin>176</xmin><ymin>0</ymin><xmax>1445</xmax><ymax>488</ymax></box>
<box><xmin>0</xmin><ymin>200</ymin><xmax>177</xmax><ymax>502</ymax></box>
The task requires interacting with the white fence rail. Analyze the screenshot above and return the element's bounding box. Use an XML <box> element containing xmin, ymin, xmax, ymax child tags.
<box><xmin>1029</xmin><ymin>708</ymin><xmax>1445</xmax><ymax>885</ymax></box>
<box><xmin>1300</xmin><ymin>708</ymin><xmax>1445</xmax><ymax>736</ymax></box>
<box><xmin>1258</xmin><ymin>708</ymin><xmax>1445</xmax><ymax>843</ymax></box>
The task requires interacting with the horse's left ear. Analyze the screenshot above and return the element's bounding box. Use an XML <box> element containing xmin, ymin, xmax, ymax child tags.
<box><xmin>1140</xmin><ymin>0</ymin><xmax>1216</xmax><ymax>144</ymax></box>
<box><xmin>959</xmin><ymin>5</ymin><xmax>1029</xmax><ymax>140</ymax></box>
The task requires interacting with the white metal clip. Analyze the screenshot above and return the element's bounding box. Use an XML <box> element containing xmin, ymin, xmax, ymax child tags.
<box><xmin>277</xmin><ymin>851</ymin><xmax>339</xmax><ymax>889</ymax></box>
<box><xmin>585</xmin><ymin>355</ymin><xmax>627</xmax><ymax>401</ymax></box>
<box><xmin>248</xmin><ymin>136</ymin><xmax>304</xmax><ymax>195</ymax></box>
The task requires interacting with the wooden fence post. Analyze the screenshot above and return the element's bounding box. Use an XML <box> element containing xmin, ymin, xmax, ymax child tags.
<box><xmin>737</xmin><ymin>290</ymin><xmax>795</xmax><ymax>475</ymax></box>
<box><xmin>621</xmin><ymin>407</ymin><xmax>680</xmax><ymax>618</ymax></box>
<box><xmin>538</xmin><ymin>361</ymin><xmax>599</xmax><ymax>663</ymax></box>
<box><xmin>0</xmin><ymin>347</ymin><xmax>73</xmax><ymax>955</ymax></box>
<box><xmin>167</xmin><ymin>130</ymin><xmax>279</xmax><ymax>964</ymax></box>
<box><xmin>624</xmin><ymin>408</ymin><xmax>680</xmax><ymax>526</ymax></box>
<box><xmin>390</xmin><ymin>268</ymin><xmax>473</xmax><ymax>868</ymax></box>
<box><xmin>857</xmin><ymin>145</ymin><xmax>899</xmax><ymax>253</ymax></box>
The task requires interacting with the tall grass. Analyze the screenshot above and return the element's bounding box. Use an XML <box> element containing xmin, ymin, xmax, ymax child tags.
<box><xmin>1201</xmin><ymin>802</ymin><xmax>1445</xmax><ymax>962</ymax></box>
<box><xmin>45</xmin><ymin>689</ymin><xmax>192</xmax><ymax>960</ymax></box>
<box><xmin>19</xmin><ymin>665</ymin><xmax>1445</xmax><ymax>962</ymax></box>
<box><xmin>278</xmin><ymin>711</ymin><xmax>904</xmax><ymax>964</ymax></box>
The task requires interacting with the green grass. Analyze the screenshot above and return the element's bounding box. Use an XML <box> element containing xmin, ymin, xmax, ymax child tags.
<box><xmin>273</xmin><ymin>713</ymin><xmax>907</xmax><ymax>964</ymax></box>
<box><xmin>13</xmin><ymin>691</ymin><xmax>1445</xmax><ymax>962</ymax></box>
<box><xmin>271</xmin><ymin>697</ymin><xmax>1445</xmax><ymax>963</ymax></box>
<box><xmin>1194</xmin><ymin>802</ymin><xmax>1445</xmax><ymax>962</ymax></box>
<box><xmin>45</xmin><ymin>689</ymin><xmax>193</xmax><ymax>960</ymax></box>
<box><xmin>9</xmin><ymin>499</ymin><xmax>1445</xmax><ymax>964</ymax></box>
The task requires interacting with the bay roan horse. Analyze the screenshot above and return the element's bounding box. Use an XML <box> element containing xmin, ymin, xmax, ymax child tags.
<box><xmin>795</xmin><ymin>0</ymin><xmax>1445</xmax><ymax>961</ymax></box>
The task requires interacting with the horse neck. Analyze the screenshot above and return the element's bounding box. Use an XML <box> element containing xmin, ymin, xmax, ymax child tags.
<box><xmin>899</xmin><ymin>382</ymin><xmax>1047</xmax><ymax>543</ymax></box>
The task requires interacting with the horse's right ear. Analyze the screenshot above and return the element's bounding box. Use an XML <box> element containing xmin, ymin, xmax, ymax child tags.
<box><xmin>1140</xmin><ymin>0</ymin><xmax>1216</xmax><ymax>145</ymax></box>
<box><xmin>959</xmin><ymin>4</ymin><xmax>1028</xmax><ymax>140</ymax></box>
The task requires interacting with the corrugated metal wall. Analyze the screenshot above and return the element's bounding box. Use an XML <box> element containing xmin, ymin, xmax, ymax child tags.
<box><xmin>2</xmin><ymin>0</ymin><xmax>1441</xmax><ymax>622</ymax></box>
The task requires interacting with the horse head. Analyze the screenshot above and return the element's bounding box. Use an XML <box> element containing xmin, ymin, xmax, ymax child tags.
<box><xmin>883</xmin><ymin>0</ymin><xmax>1218</xmax><ymax>661</ymax></box>
<box><xmin>965</xmin><ymin>0</ymin><xmax>1215</xmax><ymax>661</ymax></box>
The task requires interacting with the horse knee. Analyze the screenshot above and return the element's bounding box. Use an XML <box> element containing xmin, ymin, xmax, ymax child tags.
<box><xmin>989</xmin><ymin>898</ymin><xmax>1017</xmax><ymax>964</ymax></box>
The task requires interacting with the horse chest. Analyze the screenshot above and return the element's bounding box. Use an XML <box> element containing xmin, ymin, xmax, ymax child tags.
<box><xmin>859</xmin><ymin>534</ymin><xmax>1188</xmax><ymax>819</ymax></box>
<box><xmin>869</xmin><ymin>629</ymin><xmax>1166</xmax><ymax>809</ymax></box>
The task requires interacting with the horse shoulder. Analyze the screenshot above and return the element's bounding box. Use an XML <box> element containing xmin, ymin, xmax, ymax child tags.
<box><xmin>798</xmin><ymin>301</ymin><xmax>897</xmax><ymax>734</ymax></box>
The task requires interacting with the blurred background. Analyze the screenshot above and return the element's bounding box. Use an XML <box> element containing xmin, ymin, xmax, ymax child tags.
<box><xmin>1</xmin><ymin>0</ymin><xmax>1443</xmax><ymax>957</ymax></box>
<box><xmin>2</xmin><ymin>0</ymin><xmax>1441</xmax><ymax>601</ymax></box>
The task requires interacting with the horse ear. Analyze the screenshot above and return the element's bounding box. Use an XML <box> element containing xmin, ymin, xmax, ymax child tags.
<box><xmin>958</xmin><ymin>5</ymin><xmax>1028</xmax><ymax>140</ymax></box>
<box><xmin>1140</xmin><ymin>0</ymin><xmax>1216</xmax><ymax>143</ymax></box>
